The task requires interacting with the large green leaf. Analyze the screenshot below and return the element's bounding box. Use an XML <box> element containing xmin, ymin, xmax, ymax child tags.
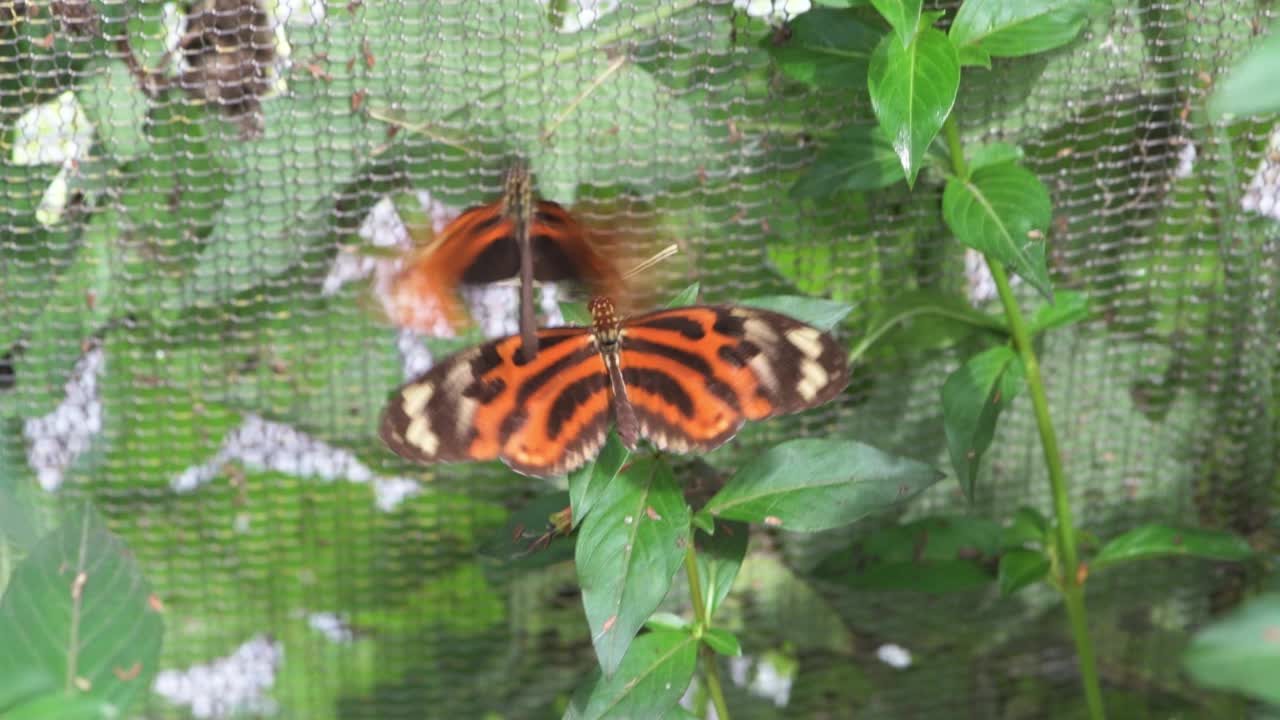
<box><xmin>867</xmin><ymin>20</ymin><xmax>959</xmax><ymax>186</ymax></box>
<box><xmin>949</xmin><ymin>0</ymin><xmax>1097</xmax><ymax>63</ymax></box>
<box><xmin>1184</xmin><ymin>594</ymin><xmax>1280</xmax><ymax>704</ymax></box>
<box><xmin>566</xmin><ymin>630</ymin><xmax>697</xmax><ymax>720</ymax></box>
<box><xmin>576</xmin><ymin>459</ymin><xmax>691</xmax><ymax>675</ymax></box>
<box><xmin>942</xmin><ymin>162</ymin><xmax>1053</xmax><ymax>299</ymax></box>
<box><xmin>791</xmin><ymin>124</ymin><xmax>903</xmax><ymax>197</ymax></box>
<box><xmin>998</xmin><ymin>548</ymin><xmax>1050</xmax><ymax>595</ymax></box>
<box><xmin>767</xmin><ymin>7</ymin><xmax>883</xmax><ymax>88</ymax></box>
<box><xmin>1092</xmin><ymin>525</ymin><xmax>1256</xmax><ymax>572</ymax></box>
<box><xmin>704</xmin><ymin>439</ymin><xmax>942</xmax><ymax>532</ymax></box>
<box><xmin>1209</xmin><ymin>25</ymin><xmax>1280</xmax><ymax>117</ymax></box>
<box><xmin>941</xmin><ymin>345</ymin><xmax>1025</xmax><ymax>499</ymax></box>
<box><xmin>0</xmin><ymin>507</ymin><xmax>164</xmax><ymax>714</ymax></box>
<box><xmin>568</xmin><ymin>433</ymin><xmax>630</xmax><ymax>528</ymax></box>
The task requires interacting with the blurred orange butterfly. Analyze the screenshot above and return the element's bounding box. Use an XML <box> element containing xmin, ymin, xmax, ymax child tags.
<box><xmin>384</xmin><ymin>160</ymin><xmax>656</xmax><ymax>361</ymax></box>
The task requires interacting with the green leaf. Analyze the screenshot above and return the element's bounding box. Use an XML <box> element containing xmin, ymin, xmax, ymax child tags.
<box><xmin>572</xmin><ymin>631</ymin><xmax>698</xmax><ymax>720</ymax></box>
<box><xmin>941</xmin><ymin>345</ymin><xmax>1025</xmax><ymax>498</ymax></box>
<box><xmin>576</xmin><ymin>460</ymin><xmax>691</xmax><ymax>675</ymax></box>
<box><xmin>695</xmin><ymin>520</ymin><xmax>748</xmax><ymax>618</ymax></box>
<box><xmin>477</xmin><ymin>491</ymin><xmax>574</xmax><ymax>570</ymax></box>
<box><xmin>998</xmin><ymin>548</ymin><xmax>1050</xmax><ymax>595</ymax></box>
<box><xmin>862</xmin><ymin>289</ymin><xmax>1008</xmax><ymax>359</ymax></box>
<box><xmin>568</xmin><ymin>433</ymin><xmax>630</xmax><ymax>528</ymax></box>
<box><xmin>967</xmin><ymin>142</ymin><xmax>1024</xmax><ymax>173</ymax></box>
<box><xmin>949</xmin><ymin>0</ymin><xmax>1096</xmax><ymax>61</ymax></box>
<box><xmin>664</xmin><ymin>282</ymin><xmax>701</xmax><ymax>308</ymax></box>
<box><xmin>704</xmin><ymin>439</ymin><xmax>942</xmax><ymax>532</ymax></box>
<box><xmin>0</xmin><ymin>507</ymin><xmax>164</xmax><ymax>713</ymax></box>
<box><xmin>816</xmin><ymin>515</ymin><xmax>1003</xmax><ymax>593</ymax></box>
<box><xmin>867</xmin><ymin>21</ymin><xmax>960</xmax><ymax>186</ymax></box>
<box><xmin>2</xmin><ymin>693</ymin><xmax>118</xmax><ymax>720</ymax></box>
<box><xmin>0</xmin><ymin>668</ymin><xmax>57</xmax><ymax>715</ymax></box>
<box><xmin>791</xmin><ymin>124</ymin><xmax>904</xmax><ymax>197</ymax></box>
<box><xmin>1209</xmin><ymin>26</ymin><xmax>1280</xmax><ymax>118</ymax></box>
<box><xmin>643</xmin><ymin>612</ymin><xmax>690</xmax><ymax>633</ymax></box>
<box><xmin>735</xmin><ymin>554</ymin><xmax>855</xmax><ymax>653</ymax></box>
<box><xmin>739</xmin><ymin>295</ymin><xmax>854</xmax><ymax>330</ymax></box>
<box><xmin>871</xmin><ymin>0</ymin><xmax>922</xmax><ymax>48</ymax></box>
<box><xmin>1027</xmin><ymin>290</ymin><xmax>1090</xmax><ymax>334</ymax></box>
<box><xmin>1092</xmin><ymin>525</ymin><xmax>1256</xmax><ymax>573</ymax></box>
<box><xmin>1183</xmin><ymin>594</ymin><xmax>1280</xmax><ymax>704</ymax></box>
<box><xmin>942</xmin><ymin>162</ymin><xmax>1053</xmax><ymax>299</ymax></box>
<box><xmin>841</xmin><ymin>560</ymin><xmax>995</xmax><ymax>593</ymax></box>
<box><xmin>560</xmin><ymin>301</ymin><xmax>591</xmax><ymax>326</ymax></box>
<box><xmin>768</xmin><ymin>8</ymin><xmax>883</xmax><ymax>88</ymax></box>
<box><xmin>702</xmin><ymin>627</ymin><xmax>742</xmax><ymax>657</ymax></box>
<box><xmin>1001</xmin><ymin>506</ymin><xmax>1050</xmax><ymax>548</ymax></box>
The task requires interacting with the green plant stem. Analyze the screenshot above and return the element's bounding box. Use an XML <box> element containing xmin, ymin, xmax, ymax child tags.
<box><xmin>988</xmin><ymin>261</ymin><xmax>1106</xmax><ymax>720</ymax></box>
<box><xmin>943</xmin><ymin>112</ymin><xmax>1105</xmax><ymax>719</ymax></box>
<box><xmin>684</xmin><ymin>545</ymin><xmax>730</xmax><ymax>720</ymax></box>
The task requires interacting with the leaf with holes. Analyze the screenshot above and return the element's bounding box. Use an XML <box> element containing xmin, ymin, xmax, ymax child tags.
<box><xmin>867</xmin><ymin>18</ymin><xmax>960</xmax><ymax>186</ymax></box>
<box><xmin>943</xmin><ymin>162</ymin><xmax>1053</xmax><ymax>299</ymax></box>
<box><xmin>942</xmin><ymin>346</ymin><xmax>1025</xmax><ymax>499</ymax></box>
<box><xmin>704</xmin><ymin>439</ymin><xmax>942</xmax><ymax>532</ymax></box>
<box><xmin>576</xmin><ymin>459</ymin><xmax>691</xmax><ymax>676</ymax></box>
<box><xmin>0</xmin><ymin>507</ymin><xmax>164</xmax><ymax>714</ymax></box>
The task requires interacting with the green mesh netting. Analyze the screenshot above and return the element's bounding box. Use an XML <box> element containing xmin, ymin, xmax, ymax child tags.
<box><xmin>1</xmin><ymin>0</ymin><xmax>1278</xmax><ymax>718</ymax></box>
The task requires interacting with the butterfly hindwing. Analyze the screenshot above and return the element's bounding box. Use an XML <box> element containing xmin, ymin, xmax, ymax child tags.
<box><xmin>380</xmin><ymin>327</ymin><xmax>612</xmax><ymax>478</ymax></box>
<box><xmin>617</xmin><ymin>305</ymin><xmax>849</xmax><ymax>453</ymax></box>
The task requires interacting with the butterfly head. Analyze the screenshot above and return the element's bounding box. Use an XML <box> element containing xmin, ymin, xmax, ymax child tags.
<box><xmin>588</xmin><ymin>296</ymin><xmax>623</xmax><ymax>347</ymax></box>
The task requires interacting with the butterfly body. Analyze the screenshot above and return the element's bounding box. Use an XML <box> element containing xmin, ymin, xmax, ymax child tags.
<box><xmin>381</xmin><ymin>300</ymin><xmax>849</xmax><ymax>478</ymax></box>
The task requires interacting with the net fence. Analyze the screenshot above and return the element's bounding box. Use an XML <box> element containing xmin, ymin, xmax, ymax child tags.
<box><xmin>1</xmin><ymin>0</ymin><xmax>1277</xmax><ymax>718</ymax></box>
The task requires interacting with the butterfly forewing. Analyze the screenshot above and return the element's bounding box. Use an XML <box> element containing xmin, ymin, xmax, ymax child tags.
<box><xmin>380</xmin><ymin>327</ymin><xmax>612</xmax><ymax>478</ymax></box>
<box><xmin>617</xmin><ymin>305</ymin><xmax>849</xmax><ymax>453</ymax></box>
<box><xmin>381</xmin><ymin>302</ymin><xmax>849</xmax><ymax>478</ymax></box>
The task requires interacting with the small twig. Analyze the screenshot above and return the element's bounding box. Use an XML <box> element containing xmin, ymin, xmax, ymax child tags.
<box><xmin>540</xmin><ymin>53</ymin><xmax>629</xmax><ymax>143</ymax></box>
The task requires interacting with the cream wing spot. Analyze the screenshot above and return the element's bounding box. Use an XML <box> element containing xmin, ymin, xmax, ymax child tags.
<box><xmin>796</xmin><ymin>359</ymin><xmax>829</xmax><ymax>402</ymax></box>
<box><xmin>401</xmin><ymin>383</ymin><xmax>435</xmax><ymax>416</ymax></box>
<box><xmin>405</xmin><ymin>417</ymin><xmax>439</xmax><ymax>456</ymax></box>
<box><xmin>785</xmin><ymin>326</ymin><xmax>824</xmax><ymax>359</ymax></box>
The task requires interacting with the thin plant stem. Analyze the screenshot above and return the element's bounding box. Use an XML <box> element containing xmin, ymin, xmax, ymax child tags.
<box><xmin>684</xmin><ymin>544</ymin><xmax>730</xmax><ymax>720</ymax></box>
<box><xmin>988</xmin><ymin>261</ymin><xmax>1105</xmax><ymax>720</ymax></box>
<box><xmin>943</xmin><ymin>114</ymin><xmax>1105</xmax><ymax>719</ymax></box>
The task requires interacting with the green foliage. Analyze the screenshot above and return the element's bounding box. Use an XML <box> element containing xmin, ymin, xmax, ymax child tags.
<box><xmin>942</xmin><ymin>162</ymin><xmax>1053</xmax><ymax>299</ymax></box>
<box><xmin>1209</xmin><ymin>23</ymin><xmax>1280</xmax><ymax>118</ymax></box>
<box><xmin>702</xmin><ymin>438</ymin><xmax>942</xmax><ymax>532</ymax></box>
<box><xmin>0</xmin><ymin>507</ymin><xmax>163</xmax><ymax>718</ymax></box>
<box><xmin>941</xmin><ymin>345</ymin><xmax>1025</xmax><ymax>498</ymax></box>
<box><xmin>867</xmin><ymin>17</ymin><xmax>959</xmax><ymax>186</ymax></box>
<box><xmin>1184</xmin><ymin>594</ymin><xmax>1280</xmax><ymax>705</ymax></box>
<box><xmin>576</xmin><ymin>459</ymin><xmax>691</xmax><ymax>676</ymax></box>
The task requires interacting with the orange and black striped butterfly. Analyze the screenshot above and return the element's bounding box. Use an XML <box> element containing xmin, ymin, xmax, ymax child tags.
<box><xmin>385</xmin><ymin>160</ymin><xmax>627</xmax><ymax>361</ymax></box>
<box><xmin>380</xmin><ymin>297</ymin><xmax>849</xmax><ymax>478</ymax></box>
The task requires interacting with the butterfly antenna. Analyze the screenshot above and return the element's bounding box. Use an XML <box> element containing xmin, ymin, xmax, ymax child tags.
<box><xmin>622</xmin><ymin>243</ymin><xmax>679</xmax><ymax>280</ymax></box>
